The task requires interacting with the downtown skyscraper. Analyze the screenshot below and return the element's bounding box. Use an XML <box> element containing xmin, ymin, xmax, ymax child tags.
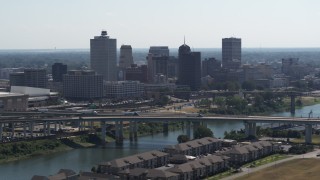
<box><xmin>90</xmin><ymin>30</ymin><xmax>117</xmax><ymax>81</ymax></box>
<box><xmin>222</xmin><ymin>37</ymin><xmax>241</xmax><ymax>70</ymax></box>
<box><xmin>178</xmin><ymin>43</ymin><xmax>201</xmax><ymax>90</ymax></box>
<box><xmin>119</xmin><ymin>45</ymin><xmax>134</xmax><ymax>69</ymax></box>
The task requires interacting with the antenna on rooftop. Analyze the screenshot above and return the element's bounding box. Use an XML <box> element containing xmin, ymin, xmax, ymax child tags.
<box><xmin>184</xmin><ymin>35</ymin><xmax>186</xmax><ymax>45</ymax></box>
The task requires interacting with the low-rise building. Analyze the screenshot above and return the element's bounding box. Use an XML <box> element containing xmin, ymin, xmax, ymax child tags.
<box><xmin>167</xmin><ymin>155</ymin><xmax>229</xmax><ymax>180</ymax></box>
<box><xmin>104</xmin><ymin>81</ymin><xmax>144</xmax><ymax>99</ymax></box>
<box><xmin>0</xmin><ymin>92</ymin><xmax>28</xmax><ymax>112</ymax></box>
<box><xmin>164</xmin><ymin>137</ymin><xmax>222</xmax><ymax>156</ymax></box>
<box><xmin>223</xmin><ymin>141</ymin><xmax>277</xmax><ymax>166</ymax></box>
<box><xmin>119</xmin><ymin>168</ymin><xmax>179</xmax><ymax>180</ymax></box>
<box><xmin>98</xmin><ymin>150</ymin><xmax>169</xmax><ymax>175</ymax></box>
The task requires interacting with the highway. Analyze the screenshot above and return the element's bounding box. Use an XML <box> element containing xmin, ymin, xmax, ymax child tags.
<box><xmin>1</xmin><ymin>112</ymin><xmax>320</xmax><ymax>124</ymax></box>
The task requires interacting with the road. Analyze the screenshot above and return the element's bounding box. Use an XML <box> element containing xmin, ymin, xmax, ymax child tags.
<box><xmin>222</xmin><ymin>148</ymin><xmax>320</xmax><ymax>180</ymax></box>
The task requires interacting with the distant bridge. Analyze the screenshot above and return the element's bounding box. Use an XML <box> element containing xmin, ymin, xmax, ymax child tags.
<box><xmin>0</xmin><ymin>112</ymin><xmax>318</xmax><ymax>144</ymax></box>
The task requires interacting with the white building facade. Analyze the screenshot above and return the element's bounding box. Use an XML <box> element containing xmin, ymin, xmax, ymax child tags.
<box><xmin>105</xmin><ymin>81</ymin><xmax>145</xmax><ymax>99</ymax></box>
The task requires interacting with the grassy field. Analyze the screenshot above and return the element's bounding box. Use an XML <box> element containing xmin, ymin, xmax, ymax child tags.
<box><xmin>300</xmin><ymin>97</ymin><xmax>320</xmax><ymax>106</ymax></box>
<box><xmin>207</xmin><ymin>154</ymin><xmax>288</xmax><ymax>180</ymax></box>
<box><xmin>292</xmin><ymin>135</ymin><xmax>320</xmax><ymax>144</ymax></box>
<box><xmin>243</xmin><ymin>154</ymin><xmax>289</xmax><ymax>168</ymax></box>
<box><xmin>236</xmin><ymin>158</ymin><xmax>320</xmax><ymax>180</ymax></box>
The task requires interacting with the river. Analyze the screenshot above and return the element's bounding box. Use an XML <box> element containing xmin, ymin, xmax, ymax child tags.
<box><xmin>1</xmin><ymin>104</ymin><xmax>320</xmax><ymax>180</ymax></box>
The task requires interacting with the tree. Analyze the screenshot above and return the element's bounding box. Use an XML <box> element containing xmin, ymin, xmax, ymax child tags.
<box><xmin>214</xmin><ymin>97</ymin><xmax>226</xmax><ymax>108</ymax></box>
<box><xmin>193</xmin><ymin>126</ymin><xmax>214</xmax><ymax>139</ymax></box>
<box><xmin>241</xmin><ymin>81</ymin><xmax>255</xmax><ymax>91</ymax></box>
<box><xmin>177</xmin><ymin>134</ymin><xmax>190</xmax><ymax>143</ymax></box>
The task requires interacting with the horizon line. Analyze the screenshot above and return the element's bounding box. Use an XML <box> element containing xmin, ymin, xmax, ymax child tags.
<box><xmin>1</xmin><ymin>47</ymin><xmax>320</xmax><ymax>51</ymax></box>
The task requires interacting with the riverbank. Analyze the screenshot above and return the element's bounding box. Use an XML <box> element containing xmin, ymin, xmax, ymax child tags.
<box><xmin>0</xmin><ymin>139</ymin><xmax>72</xmax><ymax>164</ymax></box>
<box><xmin>0</xmin><ymin>134</ymin><xmax>101</xmax><ymax>164</ymax></box>
<box><xmin>0</xmin><ymin>122</ymin><xmax>183</xmax><ymax>164</ymax></box>
<box><xmin>194</xmin><ymin>96</ymin><xmax>320</xmax><ymax>116</ymax></box>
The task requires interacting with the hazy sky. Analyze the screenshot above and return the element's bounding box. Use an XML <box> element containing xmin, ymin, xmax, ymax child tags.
<box><xmin>1</xmin><ymin>0</ymin><xmax>320</xmax><ymax>49</ymax></box>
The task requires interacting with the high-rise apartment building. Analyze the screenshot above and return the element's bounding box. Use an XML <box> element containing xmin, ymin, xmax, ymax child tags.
<box><xmin>119</xmin><ymin>45</ymin><xmax>134</xmax><ymax>69</ymax></box>
<box><xmin>90</xmin><ymin>30</ymin><xmax>117</xmax><ymax>81</ymax></box>
<box><xmin>63</xmin><ymin>70</ymin><xmax>103</xmax><ymax>99</ymax></box>
<box><xmin>147</xmin><ymin>46</ymin><xmax>169</xmax><ymax>83</ymax></box>
<box><xmin>52</xmin><ymin>63</ymin><xmax>67</xmax><ymax>82</ymax></box>
<box><xmin>178</xmin><ymin>43</ymin><xmax>201</xmax><ymax>90</ymax></box>
<box><xmin>222</xmin><ymin>37</ymin><xmax>241</xmax><ymax>70</ymax></box>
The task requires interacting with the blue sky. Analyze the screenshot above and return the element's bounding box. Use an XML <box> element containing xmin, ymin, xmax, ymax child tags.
<box><xmin>0</xmin><ymin>0</ymin><xmax>319</xmax><ymax>49</ymax></box>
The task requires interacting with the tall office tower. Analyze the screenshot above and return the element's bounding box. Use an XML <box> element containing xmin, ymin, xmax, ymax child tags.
<box><xmin>24</xmin><ymin>69</ymin><xmax>47</xmax><ymax>88</ymax></box>
<box><xmin>222</xmin><ymin>37</ymin><xmax>241</xmax><ymax>70</ymax></box>
<box><xmin>119</xmin><ymin>45</ymin><xmax>134</xmax><ymax>69</ymax></box>
<box><xmin>90</xmin><ymin>30</ymin><xmax>117</xmax><ymax>81</ymax></box>
<box><xmin>52</xmin><ymin>63</ymin><xmax>67</xmax><ymax>82</ymax></box>
<box><xmin>149</xmin><ymin>46</ymin><xmax>169</xmax><ymax>56</ymax></box>
<box><xmin>178</xmin><ymin>43</ymin><xmax>201</xmax><ymax>90</ymax></box>
<box><xmin>202</xmin><ymin>58</ymin><xmax>221</xmax><ymax>77</ymax></box>
<box><xmin>63</xmin><ymin>70</ymin><xmax>103</xmax><ymax>99</ymax></box>
<box><xmin>147</xmin><ymin>46</ymin><xmax>169</xmax><ymax>83</ymax></box>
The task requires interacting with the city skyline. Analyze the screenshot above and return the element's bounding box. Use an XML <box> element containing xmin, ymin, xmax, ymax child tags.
<box><xmin>1</xmin><ymin>0</ymin><xmax>320</xmax><ymax>49</ymax></box>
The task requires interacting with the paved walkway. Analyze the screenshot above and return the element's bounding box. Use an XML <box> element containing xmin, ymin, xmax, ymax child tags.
<box><xmin>222</xmin><ymin>149</ymin><xmax>320</xmax><ymax>180</ymax></box>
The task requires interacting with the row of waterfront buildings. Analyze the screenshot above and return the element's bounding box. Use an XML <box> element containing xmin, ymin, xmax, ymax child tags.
<box><xmin>32</xmin><ymin>137</ymin><xmax>280</xmax><ymax>180</ymax></box>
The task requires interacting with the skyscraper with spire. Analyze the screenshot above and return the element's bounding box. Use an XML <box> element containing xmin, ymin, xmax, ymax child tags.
<box><xmin>90</xmin><ymin>30</ymin><xmax>117</xmax><ymax>81</ymax></box>
<box><xmin>178</xmin><ymin>39</ymin><xmax>201</xmax><ymax>90</ymax></box>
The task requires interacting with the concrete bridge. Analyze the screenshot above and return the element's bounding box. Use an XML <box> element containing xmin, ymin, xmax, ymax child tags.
<box><xmin>1</xmin><ymin>112</ymin><xmax>319</xmax><ymax>144</ymax></box>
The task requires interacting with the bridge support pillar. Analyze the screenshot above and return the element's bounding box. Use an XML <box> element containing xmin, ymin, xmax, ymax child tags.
<box><xmin>305</xmin><ymin>124</ymin><xmax>312</xmax><ymax>144</ymax></box>
<box><xmin>29</xmin><ymin>121</ymin><xmax>34</xmax><ymax>138</ymax></box>
<box><xmin>47</xmin><ymin>122</ymin><xmax>51</xmax><ymax>136</ymax></box>
<box><xmin>23</xmin><ymin>123</ymin><xmax>27</xmax><ymax>137</ymax></box>
<box><xmin>115</xmin><ymin>121</ymin><xmax>123</xmax><ymax>144</ymax></box>
<box><xmin>43</xmin><ymin>122</ymin><xmax>46</xmax><ymax>136</ymax></box>
<box><xmin>119</xmin><ymin>120</ymin><xmax>123</xmax><ymax>142</ymax></box>
<box><xmin>54</xmin><ymin>122</ymin><xmax>57</xmax><ymax>132</ymax></box>
<box><xmin>100</xmin><ymin>121</ymin><xmax>106</xmax><ymax>146</ymax></box>
<box><xmin>78</xmin><ymin>120</ymin><xmax>82</xmax><ymax>132</ymax></box>
<box><xmin>201</xmin><ymin>121</ymin><xmax>207</xmax><ymax>128</ymax></box>
<box><xmin>186</xmin><ymin>121</ymin><xmax>191</xmax><ymax>140</ymax></box>
<box><xmin>193</xmin><ymin>121</ymin><xmax>201</xmax><ymax>135</ymax></box>
<box><xmin>129</xmin><ymin>121</ymin><xmax>134</xmax><ymax>141</ymax></box>
<box><xmin>90</xmin><ymin>121</ymin><xmax>94</xmax><ymax>131</ymax></box>
<box><xmin>290</xmin><ymin>95</ymin><xmax>295</xmax><ymax>114</ymax></box>
<box><xmin>11</xmin><ymin>123</ymin><xmax>15</xmax><ymax>138</ymax></box>
<box><xmin>163</xmin><ymin>121</ymin><xmax>169</xmax><ymax>133</ymax></box>
<box><xmin>244</xmin><ymin>122</ymin><xmax>256</xmax><ymax>137</ymax></box>
<box><xmin>0</xmin><ymin>123</ymin><xmax>3</xmax><ymax>140</ymax></box>
<box><xmin>133</xmin><ymin>121</ymin><xmax>138</xmax><ymax>141</ymax></box>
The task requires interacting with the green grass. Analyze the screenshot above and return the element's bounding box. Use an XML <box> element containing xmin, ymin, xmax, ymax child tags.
<box><xmin>243</xmin><ymin>154</ymin><xmax>289</xmax><ymax>168</ymax></box>
<box><xmin>207</xmin><ymin>169</ymin><xmax>235</xmax><ymax>180</ymax></box>
<box><xmin>235</xmin><ymin>158</ymin><xmax>320</xmax><ymax>180</ymax></box>
<box><xmin>206</xmin><ymin>154</ymin><xmax>289</xmax><ymax>180</ymax></box>
<box><xmin>292</xmin><ymin>135</ymin><xmax>320</xmax><ymax>144</ymax></box>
